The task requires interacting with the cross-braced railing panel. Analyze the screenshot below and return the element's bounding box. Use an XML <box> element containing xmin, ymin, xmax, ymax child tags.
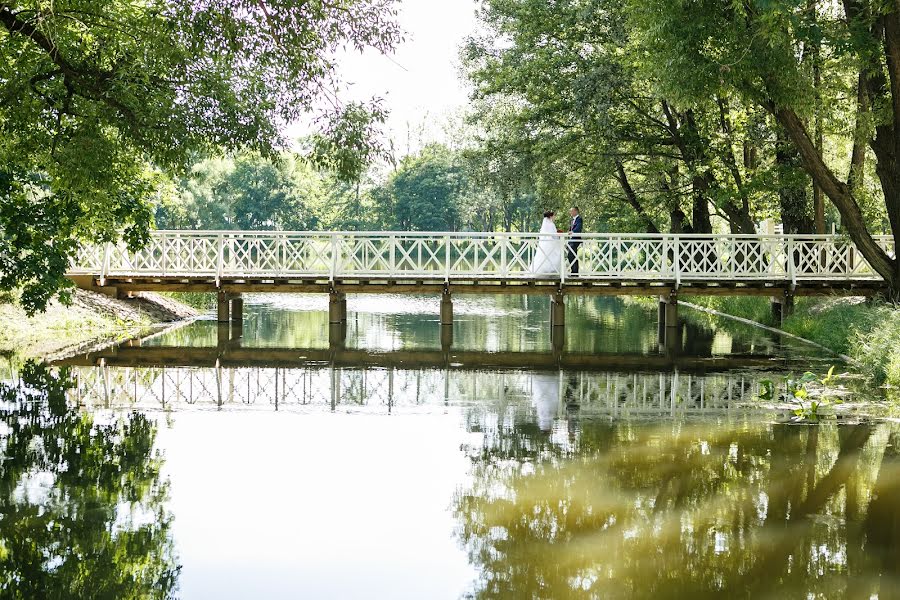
<box><xmin>70</xmin><ymin>365</ymin><xmax>784</xmax><ymax>412</ymax></box>
<box><xmin>70</xmin><ymin>231</ymin><xmax>895</xmax><ymax>282</ymax></box>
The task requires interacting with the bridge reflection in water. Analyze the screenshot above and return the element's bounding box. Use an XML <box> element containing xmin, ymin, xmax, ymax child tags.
<box><xmin>62</xmin><ymin>359</ymin><xmax>789</xmax><ymax>419</ymax></box>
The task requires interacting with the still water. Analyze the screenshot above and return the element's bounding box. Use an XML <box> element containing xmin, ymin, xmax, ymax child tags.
<box><xmin>2</xmin><ymin>295</ymin><xmax>898</xmax><ymax>598</ymax></box>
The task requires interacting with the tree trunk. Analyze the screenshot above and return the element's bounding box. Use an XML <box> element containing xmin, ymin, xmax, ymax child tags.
<box><xmin>848</xmin><ymin>70</ymin><xmax>869</xmax><ymax>192</ymax></box>
<box><xmin>661</xmin><ymin>102</ymin><xmax>713</xmax><ymax>233</ymax></box>
<box><xmin>774</xmin><ymin>107</ymin><xmax>899</xmax><ymax>294</ymax></box>
<box><xmin>690</xmin><ymin>175</ymin><xmax>713</xmax><ymax>234</ymax></box>
<box><xmin>775</xmin><ymin>126</ymin><xmax>814</xmax><ymax>234</ymax></box>
<box><xmin>811</xmin><ymin>0</ymin><xmax>826</xmax><ymax>233</ymax></box>
<box><xmin>614</xmin><ymin>160</ymin><xmax>660</xmax><ymax>233</ymax></box>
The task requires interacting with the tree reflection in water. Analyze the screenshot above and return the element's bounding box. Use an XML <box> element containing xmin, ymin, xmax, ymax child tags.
<box><xmin>455</xmin><ymin>400</ymin><xmax>900</xmax><ymax>598</ymax></box>
<box><xmin>0</xmin><ymin>362</ymin><xmax>179</xmax><ymax>599</ymax></box>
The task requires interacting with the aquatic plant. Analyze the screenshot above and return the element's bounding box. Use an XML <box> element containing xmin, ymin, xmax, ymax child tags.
<box><xmin>758</xmin><ymin>367</ymin><xmax>841</xmax><ymax>422</ymax></box>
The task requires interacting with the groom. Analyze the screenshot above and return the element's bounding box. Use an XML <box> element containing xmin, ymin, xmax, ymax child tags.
<box><xmin>567</xmin><ymin>207</ymin><xmax>583</xmax><ymax>274</ymax></box>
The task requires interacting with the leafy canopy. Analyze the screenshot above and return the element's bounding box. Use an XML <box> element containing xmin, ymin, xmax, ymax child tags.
<box><xmin>0</xmin><ymin>0</ymin><xmax>400</xmax><ymax>312</ymax></box>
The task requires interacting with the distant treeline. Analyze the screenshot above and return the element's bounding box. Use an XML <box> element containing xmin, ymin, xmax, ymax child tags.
<box><xmin>155</xmin><ymin>143</ymin><xmax>544</xmax><ymax>233</ymax></box>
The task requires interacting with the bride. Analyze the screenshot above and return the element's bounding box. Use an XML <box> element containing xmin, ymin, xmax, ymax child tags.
<box><xmin>530</xmin><ymin>210</ymin><xmax>562</xmax><ymax>275</ymax></box>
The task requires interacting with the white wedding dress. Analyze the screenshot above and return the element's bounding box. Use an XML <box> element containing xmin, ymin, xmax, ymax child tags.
<box><xmin>530</xmin><ymin>217</ymin><xmax>562</xmax><ymax>275</ymax></box>
<box><xmin>531</xmin><ymin>373</ymin><xmax>560</xmax><ymax>432</ymax></box>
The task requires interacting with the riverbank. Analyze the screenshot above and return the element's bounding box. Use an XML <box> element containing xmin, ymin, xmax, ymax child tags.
<box><xmin>0</xmin><ymin>289</ymin><xmax>198</xmax><ymax>361</ymax></box>
<box><xmin>688</xmin><ymin>295</ymin><xmax>900</xmax><ymax>389</ymax></box>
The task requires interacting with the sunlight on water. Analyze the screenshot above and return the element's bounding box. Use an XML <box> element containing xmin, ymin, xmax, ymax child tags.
<box><xmin>1</xmin><ymin>294</ymin><xmax>889</xmax><ymax>599</ymax></box>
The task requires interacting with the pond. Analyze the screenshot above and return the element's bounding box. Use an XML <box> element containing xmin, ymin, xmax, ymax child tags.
<box><xmin>1</xmin><ymin>294</ymin><xmax>897</xmax><ymax>599</ymax></box>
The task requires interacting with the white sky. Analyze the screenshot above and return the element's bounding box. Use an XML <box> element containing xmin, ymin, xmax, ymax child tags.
<box><xmin>289</xmin><ymin>0</ymin><xmax>480</xmax><ymax>155</ymax></box>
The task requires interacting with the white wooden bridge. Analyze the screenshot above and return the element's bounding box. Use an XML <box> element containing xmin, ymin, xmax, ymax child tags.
<box><xmin>68</xmin><ymin>230</ymin><xmax>894</xmax><ymax>333</ymax></box>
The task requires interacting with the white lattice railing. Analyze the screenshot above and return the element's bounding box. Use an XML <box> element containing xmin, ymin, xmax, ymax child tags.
<box><xmin>68</xmin><ymin>231</ymin><xmax>895</xmax><ymax>284</ymax></box>
<box><xmin>69</xmin><ymin>365</ymin><xmax>775</xmax><ymax>414</ymax></box>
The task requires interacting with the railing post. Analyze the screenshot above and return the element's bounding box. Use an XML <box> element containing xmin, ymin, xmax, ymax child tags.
<box><xmin>100</xmin><ymin>241</ymin><xmax>112</xmax><ymax>286</ymax></box>
<box><xmin>559</xmin><ymin>235</ymin><xmax>566</xmax><ymax>283</ymax></box>
<box><xmin>674</xmin><ymin>236</ymin><xmax>681</xmax><ymax>288</ymax></box>
<box><xmin>787</xmin><ymin>237</ymin><xmax>797</xmax><ymax>288</ymax></box>
<box><xmin>161</xmin><ymin>232</ymin><xmax>167</xmax><ymax>277</ymax></box>
<box><xmin>389</xmin><ymin>234</ymin><xmax>397</xmax><ymax>277</ymax></box>
<box><xmin>216</xmin><ymin>234</ymin><xmax>224</xmax><ymax>286</ymax></box>
<box><xmin>444</xmin><ymin>235</ymin><xmax>451</xmax><ymax>282</ymax></box>
<box><xmin>663</xmin><ymin>235</ymin><xmax>671</xmax><ymax>278</ymax></box>
<box><xmin>500</xmin><ymin>233</ymin><xmax>508</xmax><ymax>277</ymax></box>
<box><xmin>330</xmin><ymin>233</ymin><xmax>339</xmax><ymax>281</ymax></box>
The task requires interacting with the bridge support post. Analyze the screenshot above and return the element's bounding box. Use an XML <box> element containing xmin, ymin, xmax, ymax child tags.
<box><xmin>329</xmin><ymin>292</ymin><xmax>347</xmax><ymax>324</ymax></box>
<box><xmin>662</xmin><ymin>322</ymin><xmax>681</xmax><ymax>357</ymax></box>
<box><xmin>551</xmin><ymin>324</ymin><xmax>565</xmax><ymax>351</ymax></box>
<box><xmin>440</xmin><ymin>291</ymin><xmax>453</xmax><ymax>326</ymax></box>
<box><xmin>440</xmin><ymin>323</ymin><xmax>453</xmax><ymax>350</ymax></box>
<box><xmin>217</xmin><ymin>291</ymin><xmax>230</xmax><ymax>323</ymax></box>
<box><xmin>659</xmin><ymin>291</ymin><xmax>678</xmax><ymax>329</ymax></box>
<box><xmin>230</xmin><ymin>295</ymin><xmax>243</xmax><ymax>325</ymax></box>
<box><xmin>329</xmin><ymin>322</ymin><xmax>346</xmax><ymax>350</ymax></box>
<box><xmin>216</xmin><ymin>323</ymin><xmax>230</xmax><ymax>350</ymax></box>
<box><xmin>550</xmin><ymin>293</ymin><xmax>565</xmax><ymax>328</ymax></box>
<box><xmin>771</xmin><ymin>290</ymin><xmax>795</xmax><ymax>326</ymax></box>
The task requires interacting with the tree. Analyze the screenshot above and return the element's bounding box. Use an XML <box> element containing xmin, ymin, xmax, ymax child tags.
<box><xmin>628</xmin><ymin>0</ymin><xmax>900</xmax><ymax>296</ymax></box>
<box><xmin>461</xmin><ymin>0</ymin><xmax>781</xmax><ymax>236</ymax></box>
<box><xmin>0</xmin><ymin>362</ymin><xmax>179</xmax><ymax>597</ymax></box>
<box><xmin>154</xmin><ymin>153</ymin><xmax>321</xmax><ymax>230</ymax></box>
<box><xmin>0</xmin><ymin>1</ymin><xmax>400</xmax><ymax>312</ymax></box>
<box><xmin>375</xmin><ymin>145</ymin><xmax>463</xmax><ymax>231</ymax></box>
<box><xmin>309</xmin><ymin>100</ymin><xmax>392</xmax><ymax>228</ymax></box>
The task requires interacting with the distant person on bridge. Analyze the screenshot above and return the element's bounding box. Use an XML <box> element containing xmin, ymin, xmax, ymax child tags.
<box><xmin>568</xmin><ymin>207</ymin><xmax>583</xmax><ymax>275</ymax></box>
<box><xmin>531</xmin><ymin>210</ymin><xmax>562</xmax><ymax>275</ymax></box>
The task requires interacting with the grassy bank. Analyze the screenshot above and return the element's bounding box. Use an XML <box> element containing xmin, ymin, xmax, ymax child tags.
<box><xmin>689</xmin><ymin>295</ymin><xmax>900</xmax><ymax>388</ymax></box>
<box><xmin>162</xmin><ymin>292</ymin><xmax>217</xmax><ymax>311</ymax></box>
<box><xmin>0</xmin><ymin>289</ymin><xmax>197</xmax><ymax>361</ymax></box>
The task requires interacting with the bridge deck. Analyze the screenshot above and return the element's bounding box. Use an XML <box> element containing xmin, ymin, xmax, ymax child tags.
<box><xmin>54</xmin><ymin>344</ymin><xmax>821</xmax><ymax>373</ymax></box>
<box><xmin>89</xmin><ymin>275</ymin><xmax>886</xmax><ymax>296</ymax></box>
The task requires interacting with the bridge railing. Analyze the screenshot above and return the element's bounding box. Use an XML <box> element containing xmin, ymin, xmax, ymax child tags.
<box><xmin>69</xmin><ymin>364</ymin><xmax>772</xmax><ymax>415</ymax></box>
<box><xmin>69</xmin><ymin>231</ymin><xmax>895</xmax><ymax>283</ymax></box>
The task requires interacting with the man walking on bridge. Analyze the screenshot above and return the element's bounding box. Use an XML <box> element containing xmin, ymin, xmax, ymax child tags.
<box><xmin>568</xmin><ymin>207</ymin><xmax>583</xmax><ymax>274</ymax></box>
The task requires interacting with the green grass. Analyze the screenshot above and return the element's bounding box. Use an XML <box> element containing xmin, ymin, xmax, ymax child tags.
<box><xmin>162</xmin><ymin>292</ymin><xmax>217</xmax><ymax>310</ymax></box>
<box><xmin>691</xmin><ymin>295</ymin><xmax>900</xmax><ymax>388</ymax></box>
<box><xmin>689</xmin><ymin>296</ymin><xmax>777</xmax><ymax>327</ymax></box>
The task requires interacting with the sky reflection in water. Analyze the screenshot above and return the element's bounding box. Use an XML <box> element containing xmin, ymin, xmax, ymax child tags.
<box><xmin>2</xmin><ymin>295</ymin><xmax>895</xmax><ymax>598</ymax></box>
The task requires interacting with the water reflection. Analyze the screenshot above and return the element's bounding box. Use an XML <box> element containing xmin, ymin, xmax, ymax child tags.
<box><xmin>147</xmin><ymin>294</ymin><xmax>823</xmax><ymax>360</ymax></box>
<box><xmin>67</xmin><ymin>365</ymin><xmax>778</xmax><ymax>418</ymax></box>
<box><xmin>0</xmin><ymin>363</ymin><xmax>179</xmax><ymax>598</ymax></box>
<box><xmin>5</xmin><ymin>290</ymin><xmax>885</xmax><ymax>598</ymax></box>
<box><xmin>455</xmin><ymin>413</ymin><xmax>900</xmax><ymax>598</ymax></box>
<box><xmin>2</xmin><ymin>359</ymin><xmax>897</xmax><ymax>598</ymax></box>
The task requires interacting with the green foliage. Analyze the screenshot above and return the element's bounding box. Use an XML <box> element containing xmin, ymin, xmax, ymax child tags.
<box><xmin>377</xmin><ymin>145</ymin><xmax>464</xmax><ymax>231</ymax></box>
<box><xmin>0</xmin><ymin>0</ymin><xmax>400</xmax><ymax>312</ymax></box>
<box><xmin>163</xmin><ymin>292</ymin><xmax>216</xmax><ymax>311</ymax></box>
<box><xmin>626</xmin><ymin>0</ymin><xmax>899</xmax><ymax>287</ymax></box>
<box><xmin>695</xmin><ymin>295</ymin><xmax>900</xmax><ymax>389</ymax></box>
<box><xmin>461</xmin><ymin>0</ymin><xmax>793</xmax><ymax>235</ymax></box>
<box><xmin>847</xmin><ymin>304</ymin><xmax>900</xmax><ymax>388</ymax></box>
<box><xmin>0</xmin><ymin>361</ymin><xmax>179</xmax><ymax>597</ymax></box>
<box><xmin>758</xmin><ymin>368</ymin><xmax>842</xmax><ymax>422</ymax></box>
<box><xmin>157</xmin><ymin>153</ymin><xmax>320</xmax><ymax>230</ymax></box>
<box><xmin>310</xmin><ymin>100</ymin><xmax>392</xmax><ymax>185</ymax></box>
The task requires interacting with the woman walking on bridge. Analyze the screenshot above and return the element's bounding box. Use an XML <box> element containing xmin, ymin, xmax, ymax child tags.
<box><xmin>531</xmin><ymin>211</ymin><xmax>562</xmax><ymax>275</ymax></box>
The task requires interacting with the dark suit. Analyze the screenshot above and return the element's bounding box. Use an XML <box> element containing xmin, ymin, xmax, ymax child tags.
<box><xmin>568</xmin><ymin>214</ymin><xmax>583</xmax><ymax>274</ymax></box>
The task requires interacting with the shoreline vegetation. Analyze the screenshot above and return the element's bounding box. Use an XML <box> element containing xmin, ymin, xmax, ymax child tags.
<box><xmin>687</xmin><ymin>296</ymin><xmax>900</xmax><ymax>391</ymax></box>
<box><xmin>0</xmin><ymin>289</ymin><xmax>198</xmax><ymax>362</ymax></box>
